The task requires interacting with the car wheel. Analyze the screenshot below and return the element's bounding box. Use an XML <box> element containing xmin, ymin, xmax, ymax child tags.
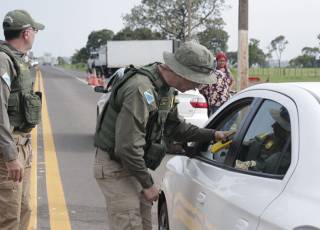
<box><xmin>158</xmin><ymin>201</ymin><xmax>169</xmax><ymax>230</ymax></box>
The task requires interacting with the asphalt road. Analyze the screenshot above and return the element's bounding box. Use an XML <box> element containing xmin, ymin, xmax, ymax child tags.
<box><xmin>32</xmin><ymin>66</ymin><xmax>170</xmax><ymax>230</ymax></box>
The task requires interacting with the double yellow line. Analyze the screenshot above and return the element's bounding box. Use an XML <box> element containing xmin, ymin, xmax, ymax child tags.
<box><xmin>29</xmin><ymin>70</ymin><xmax>71</xmax><ymax>230</ymax></box>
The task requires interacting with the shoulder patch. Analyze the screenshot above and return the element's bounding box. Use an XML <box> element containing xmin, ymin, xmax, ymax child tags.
<box><xmin>1</xmin><ymin>72</ymin><xmax>11</xmax><ymax>89</ymax></box>
<box><xmin>144</xmin><ymin>90</ymin><xmax>155</xmax><ymax>104</ymax></box>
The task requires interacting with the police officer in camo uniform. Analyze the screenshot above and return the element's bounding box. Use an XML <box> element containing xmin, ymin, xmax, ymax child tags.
<box><xmin>94</xmin><ymin>41</ymin><xmax>231</xmax><ymax>230</ymax></box>
<box><xmin>0</xmin><ymin>10</ymin><xmax>44</xmax><ymax>230</ymax></box>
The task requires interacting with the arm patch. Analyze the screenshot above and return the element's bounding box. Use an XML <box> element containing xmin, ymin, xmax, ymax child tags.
<box><xmin>1</xmin><ymin>72</ymin><xmax>11</xmax><ymax>89</ymax></box>
<box><xmin>144</xmin><ymin>90</ymin><xmax>155</xmax><ymax>104</ymax></box>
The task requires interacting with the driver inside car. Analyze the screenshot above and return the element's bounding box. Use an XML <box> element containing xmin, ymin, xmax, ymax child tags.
<box><xmin>236</xmin><ymin>106</ymin><xmax>291</xmax><ymax>174</ymax></box>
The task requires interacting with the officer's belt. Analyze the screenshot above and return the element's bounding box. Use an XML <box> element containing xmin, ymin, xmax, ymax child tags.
<box><xmin>13</xmin><ymin>133</ymin><xmax>31</xmax><ymax>146</ymax></box>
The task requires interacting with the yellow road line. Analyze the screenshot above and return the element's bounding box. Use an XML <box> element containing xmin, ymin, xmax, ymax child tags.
<box><xmin>39</xmin><ymin>71</ymin><xmax>71</xmax><ymax>230</ymax></box>
<box><xmin>28</xmin><ymin>70</ymin><xmax>40</xmax><ymax>230</ymax></box>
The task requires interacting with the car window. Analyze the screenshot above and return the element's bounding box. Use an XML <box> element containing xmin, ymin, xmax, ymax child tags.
<box><xmin>234</xmin><ymin>100</ymin><xmax>291</xmax><ymax>176</ymax></box>
<box><xmin>198</xmin><ymin>103</ymin><xmax>251</xmax><ymax>163</ymax></box>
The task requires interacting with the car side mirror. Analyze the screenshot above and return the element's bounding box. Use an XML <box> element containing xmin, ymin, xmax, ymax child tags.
<box><xmin>94</xmin><ymin>86</ymin><xmax>108</xmax><ymax>93</ymax></box>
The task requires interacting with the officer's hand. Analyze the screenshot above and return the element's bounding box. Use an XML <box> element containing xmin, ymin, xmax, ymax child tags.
<box><xmin>143</xmin><ymin>185</ymin><xmax>159</xmax><ymax>202</ymax></box>
<box><xmin>5</xmin><ymin>159</ymin><xmax>23</xmax><ymax>182</ymax></box>
<box><xmin>215</xmin><ymin>130</ymin><xmax>236</xmax><ymax>142</ymax></box>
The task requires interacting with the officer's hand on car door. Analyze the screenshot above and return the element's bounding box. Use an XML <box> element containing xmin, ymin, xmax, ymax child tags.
<box><xmin>143</xmin><ymin>185</ymin><xmax>159</xmax><ymax>203</ymax></box>
<box><xmin>5</xmin><ymin>159</ymin><xmax>24</xmax><ymax>182</ymax></box>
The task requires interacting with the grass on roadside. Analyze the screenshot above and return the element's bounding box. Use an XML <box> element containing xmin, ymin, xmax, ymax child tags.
<box><xmin>59</xmin><ymin>63</ymin><xmax>87</xmax><ymax>72</ymax></box>
<box><xmin>231</xmin><ymin>68</ymin><xmax>320</xmax><ymax>83</ymax></box>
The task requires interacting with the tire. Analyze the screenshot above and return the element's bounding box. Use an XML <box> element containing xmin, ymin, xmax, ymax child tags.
<box><xmin>158</xmin><ymin>201</ymin><xmax>169</xmax><ymax>230</ymax></box>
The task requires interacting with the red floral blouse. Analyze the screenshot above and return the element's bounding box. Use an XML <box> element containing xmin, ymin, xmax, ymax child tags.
<box><xmin>199</xmin><ymin>69</ymin><xmax>233</xmax><ymax>107</ymax></box>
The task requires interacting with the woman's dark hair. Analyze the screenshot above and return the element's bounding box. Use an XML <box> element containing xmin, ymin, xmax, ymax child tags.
<box><xmin>3</xmin><ymin>28</ymin><xmax>23</xmax><ymax>41</ymax></box>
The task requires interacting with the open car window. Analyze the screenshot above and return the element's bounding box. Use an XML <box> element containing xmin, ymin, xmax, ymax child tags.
<box><xmin>234</xmin><ymin>100</ymin><xmax>291</xmax><ymax>176</ymax></box>
<box><xmin>198</xmin><ymin>101</ymin><xmax>252</xmax><ymax>163</ymax></box>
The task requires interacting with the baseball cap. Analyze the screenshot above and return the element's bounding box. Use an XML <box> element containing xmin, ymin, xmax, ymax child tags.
<box><xmin>163</xmin><ymin>41</ymin><xmax>217</xmax><ymax>84</ymax></box>
<box><xmin>3</xmin><ymin>10</ymin><xmax>45</xmax><ymax>31</ymax></box>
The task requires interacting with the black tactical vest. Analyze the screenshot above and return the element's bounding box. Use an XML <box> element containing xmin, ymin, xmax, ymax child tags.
<box><xmin>0</xmin><ymin>43</ymin><xmax>41</xmax><ymax>133</ymax></box>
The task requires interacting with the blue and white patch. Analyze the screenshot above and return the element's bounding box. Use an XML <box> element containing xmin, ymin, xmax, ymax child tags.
<box><xmin>144</xmin><ymin>90</ymin><xmax>154</xmax><ymax>104</ymax></box>
<box><xmin>1</xmin><ymin>72</ymin><xmax>11</xmax><ymax>89</ymax></box>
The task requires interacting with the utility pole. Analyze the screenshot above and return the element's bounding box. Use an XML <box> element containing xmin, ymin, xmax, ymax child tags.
<box><xmin>188</xmin><ymin>0</ymin><xmax>192</xmax><ymax>41</ymax></box>
<box><xmin>237</xmin><ymin>0</ymin><xmax>249</xmax><ymax>90</ymax></box>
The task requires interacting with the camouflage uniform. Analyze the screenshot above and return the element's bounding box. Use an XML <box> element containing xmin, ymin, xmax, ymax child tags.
<box><xmin>0</xmin><ymin>10</ymin><xmax>44</xmax><ymax>230</ymax></box>
<box><xmin>94</xmin><ymin>42</ymin><xmax>218</xmax><ymax>230</ymax></box>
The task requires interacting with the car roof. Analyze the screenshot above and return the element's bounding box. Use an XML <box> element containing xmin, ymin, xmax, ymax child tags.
<box><xmin>242</xmin><ymin>82</ymin><xmax>320</xmax><ymax>103</ymax></box>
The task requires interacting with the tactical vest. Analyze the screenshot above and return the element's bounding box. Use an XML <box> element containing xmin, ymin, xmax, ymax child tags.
<box><xmin>94</xmin><ymin>64</ymin><xmax>176</xmax><ymax>170</ymax></box>
<box><xmin>0</xmin><ymin>44</ymin><xmax>41</xmax><ymax>133</ymax></box>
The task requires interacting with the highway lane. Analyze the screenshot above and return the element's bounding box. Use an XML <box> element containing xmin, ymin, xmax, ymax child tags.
<box><xmin>35</xmin><ymin>66</ymin><xmax>106</xmax><ymax>229</ymax></box>
<box><xmin>32</xmin><ymin>66</ymin><xmax>168</xmax><ymax>230</ymax></box>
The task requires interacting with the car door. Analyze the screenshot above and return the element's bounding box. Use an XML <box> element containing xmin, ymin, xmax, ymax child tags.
<box><xmin>168</xmin><ymin>96</ymin><xmax>254</xmax><ymax>229</ymax></box>
<box><xmin>185</xmin><ymin>90</ymin><xmax>298</xmax><ymax>230</ymax></box>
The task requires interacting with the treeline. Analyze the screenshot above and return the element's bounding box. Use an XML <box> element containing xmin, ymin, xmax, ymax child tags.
<box><xmin>68</xmin><ymin>0</ymin><xmax>319</xmax><ymax>69</ymax></box>
<box><xmin>70</xmin><ymin>0</ymin><xmax>229</xmax><ymax>65</ymax></box>
<box><xmin>227</xmin><ymin>35</ymin><xmax>320</xmax><ymax>68</ymax></box>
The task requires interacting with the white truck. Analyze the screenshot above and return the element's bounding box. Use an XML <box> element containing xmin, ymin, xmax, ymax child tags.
<box><xmin>43</xmin><ymin>53</ymin><xmax>53</xmax><ymax>66</ymax></box>
<box><xmin>88</xmin><ymin>40</ymin><xmax>179</xmax><ymax>77</ymax></box>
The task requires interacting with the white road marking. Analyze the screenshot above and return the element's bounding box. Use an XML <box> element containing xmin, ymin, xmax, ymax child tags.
<box><xmin>75</xmin><ymin>77</ymin><xmax>89</xmax><ymax>85</ymax></box>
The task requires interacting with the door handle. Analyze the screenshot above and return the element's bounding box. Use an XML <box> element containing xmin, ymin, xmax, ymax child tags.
<box><xmin>196</xmin><ymin>192</ymin><xmax>206</xmax><ymax>204</ymax></box>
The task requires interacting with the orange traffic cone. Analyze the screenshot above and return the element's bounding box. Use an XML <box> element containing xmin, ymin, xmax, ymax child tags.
<box><xmin>98</xmin><ymin>77</ymin><xmax>105</xmax><ymax>87</ymax></box>
<box><xmin>92</xmin><ymin>75</ymin><xmax>99</xmax><ymax>86</ymax></box>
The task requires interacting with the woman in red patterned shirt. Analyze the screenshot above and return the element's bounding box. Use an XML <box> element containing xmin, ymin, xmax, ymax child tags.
<box><xmin>199</xmin><ymin>52</ymin><xmax>234</xmax><ymax>116</ymax></box>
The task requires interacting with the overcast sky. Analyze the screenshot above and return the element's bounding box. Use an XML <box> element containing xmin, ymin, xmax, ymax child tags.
<box><xmin>1</xmin><ymin>0</ymin><xmax>319</xmax><ymax>60</ymax></box>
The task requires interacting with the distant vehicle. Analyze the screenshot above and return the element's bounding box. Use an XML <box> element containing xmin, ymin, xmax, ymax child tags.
<box><xmin>88</xmin><ymin>40</ymin><xmax>179</xmax><ymax>77</ymax></box>
<box><xmin>94</xmin><ymin>68</ymin><xmax>208</xmax><ymax>127</ymax></box>
<box><xmin>158</xmin><ymin>82</ymin><xmax>320</xmax><ymax>230</ymax></box>
<box><xmin>42</xmin><ymin>53</ymin><xmax>57</xmax><ymax>66</ymax></box>
<box><xmin>30</xmin><ymin>59</ymin><xmax>39</xmax><ymax>67</ymax></box>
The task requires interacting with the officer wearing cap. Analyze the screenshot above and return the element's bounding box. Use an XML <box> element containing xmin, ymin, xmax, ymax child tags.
<box><xmin>0</xmin><ymin>10</ymin><xmax>44</xmax><ymax>229</ymax></box>
<box><xmin>94</xmin><ymin>41</ymin><xmax>231</xmax><ymax>230</ymax></box>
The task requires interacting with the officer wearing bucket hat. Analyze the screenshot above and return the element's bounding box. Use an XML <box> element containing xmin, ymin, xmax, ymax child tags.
<box><xmin>94</xmin><ymin>41</ymin><xmax>232</xmax><ymax>230</ymax></box>
<box><xmin>0</xmin><ymin>9</ymin><xmax>44</xmax><ymax>230</ymax></box>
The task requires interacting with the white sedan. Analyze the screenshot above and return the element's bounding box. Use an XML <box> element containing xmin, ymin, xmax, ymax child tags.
<box><xmin>158</xmin><ymin>82</ymin><xmax>320</xmax><ymax>230</ymax></box>
<box><xmin>95</xmin><ymin>69</ymin><xmax>208</xmax><ymax>127</ymax></box>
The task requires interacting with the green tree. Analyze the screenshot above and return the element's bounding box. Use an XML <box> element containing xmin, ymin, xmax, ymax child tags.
<box><xmin>57</xmin><ymin>56</ymin><xmax>67</xmax><ymax>65</ymax></box>
<box><xmin>226</xmin><ymin>51</ymin><xmax>237</xmax><ymax>67</ymax></box>
<box><xmin>123</xmin><ymin>0</ymin><xmax>226</xmax><ymax>41</ymax></box>
<box><xmin>249</xmin><ymin>39</ymin><xmax>266</xmax><ymax>67</ymax></box>
<box><xmin>71</xmin><ymin>47</ymin><xmax>89</xmax><ymax>64</ymax></box>
<box><xmin>270</xmin><ymin>35</ymin><xmax>288</xmax><ymax>68</ymax></box>
<box><xmin>302</xmin><ymin>46</ymin><xmax>319</xmax><ymax>57</ymax></box>
<box><xmin>113</xmin><ymin>27</ymin><xmax>165</xmax><ymax>40</ymax></box>
<box><xmin>289</xmin><ymin>55</ymin><xmax>315</xmax><ymax>68</ymax></box>
<box><xmin>86</xmin><ymin>29</ymin><xmax>114</xmax><ymax>51</ymax></box>
<box><xmin>197</xmin><ymin>23</ymin><xmax>229</xmax><ymax>54</ymax></box>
